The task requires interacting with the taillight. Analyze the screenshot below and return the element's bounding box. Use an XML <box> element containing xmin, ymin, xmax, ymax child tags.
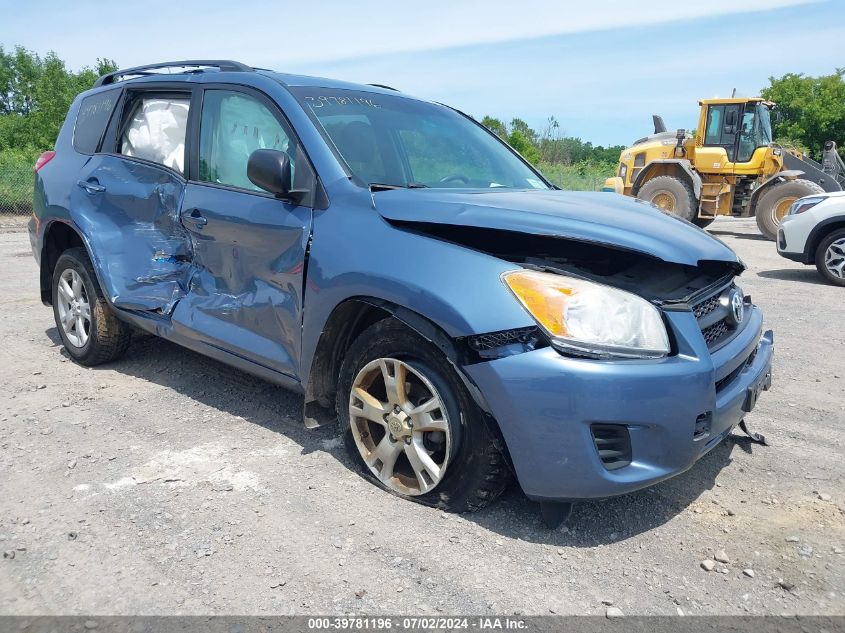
<box><xmin>34</xmin><ymin>151</ymin><xmax>56</xmax><ymax>173</ymax></box>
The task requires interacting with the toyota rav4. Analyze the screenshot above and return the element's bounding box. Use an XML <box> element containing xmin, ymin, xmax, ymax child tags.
<box><xmin>29</xmin><ymin>60</ymin><xmax>774</xmax><ymax>526</ymax></box>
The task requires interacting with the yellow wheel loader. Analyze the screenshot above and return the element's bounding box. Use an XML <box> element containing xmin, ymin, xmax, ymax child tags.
<box><xmin>604</xmin><ymin>98</ymin><xmax>844</xmax><ymax>240</ymax></box>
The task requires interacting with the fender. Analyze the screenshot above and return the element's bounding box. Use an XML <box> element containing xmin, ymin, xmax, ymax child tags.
<box><xmin>39</xmin><ymin>219</ymin><xmax>108</xmax><ymax>307</ymax></box>
<box><xmin>632</xmin><ymin>159</ymin><xmax>703</xmax><ymax>199</ymax></box>
<box><xmin>804</xmin><ymin>215</ymin><xmax>845</xmax><ymax>263</ymax></box>
<box><xmin>301</xmin><ymin>297</ymin><xmax>499</xmax><ymax>429</ymax></box>
<box><xmin>748</xmin><ymin>169</ymin><xmax>805</xmax><ymax>211</ymax></box>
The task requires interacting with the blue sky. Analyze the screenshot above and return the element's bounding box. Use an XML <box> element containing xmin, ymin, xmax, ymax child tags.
<box><xmin>2</xmin><ymin>0</ymin><xmax>843</xmax><ymax>146</ymax></box>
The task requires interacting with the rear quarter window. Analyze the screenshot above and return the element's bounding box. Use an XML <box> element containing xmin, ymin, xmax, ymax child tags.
<box><xmin>73</xmin><ymin>90</ymin><xmax>120</xmax><ymax>154</ymax></box>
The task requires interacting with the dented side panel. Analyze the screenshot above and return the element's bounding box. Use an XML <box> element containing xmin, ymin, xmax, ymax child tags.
<box><xmin>170</xmin><ymin>183</ymin><xmax>312</xmax><ymax>377</ymax></box>
<box><xmin>70</xmin><ymin>155</ymin><xmax>192</xmax><ymax>312</ymax></box>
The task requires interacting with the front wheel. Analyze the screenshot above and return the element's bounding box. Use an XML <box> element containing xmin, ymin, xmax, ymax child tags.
<box><xmin>815</xmin><ymin>228</ymin><xmax>845</xmax><ymax>287</ymax></box>
<box><xmin>636</xmin><ymin>175</ymin><xmax>698</xmax><ymax>222</ymax></box>
<box><xmin>755</xmin><ymin>179</ymin><xmax>825</xmax><ymax>241</ymax></box>
<box><xmin>336</xmin><ymin>319</ymin><xmax>510</xmax><ymax>512</ymax></box>
<box><xmin>51</xmin><ymin>247</ymin><xmax>132</xmax><ymax>366</ymax></box>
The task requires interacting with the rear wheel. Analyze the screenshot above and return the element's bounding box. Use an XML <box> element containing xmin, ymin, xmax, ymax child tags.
<box><xmin>755</xmin><ymin>179</ymin><xmax>824</xmax><ymax>241</ymax></box>
<box><xmin>336</xmin><ymin>319</ymin><xmax>510</xmax><ymax>512</ymax></box>
<box><xmin>637</xmin><ymin>176</ymin><xmax>698</xmax><ymax>222</ymax></box>
<box><xmin>51</xmin><ymin>248</ymin><xmax>132</xmax><ymax>366</ymax></box>
<box><xmin>815</xmin><ymin>228</ymin><xmax>845</xmax><ymax>287</ymax></box>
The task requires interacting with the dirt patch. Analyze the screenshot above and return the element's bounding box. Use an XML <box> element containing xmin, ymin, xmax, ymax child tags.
<box><xmin>0</xmin><ymin>219</ymin><xmax>842</xmax><ymax>616</ymax></box>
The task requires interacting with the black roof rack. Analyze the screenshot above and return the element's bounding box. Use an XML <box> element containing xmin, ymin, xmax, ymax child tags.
<box><xmin>368</xmin><ymin>83</ymin><xmax>399</xmax><ymax>91</ymax></box>
<box><xmin>94</xmin><ymin>60</ymin><xmax>252</xmax><ymax>87</ymax></box>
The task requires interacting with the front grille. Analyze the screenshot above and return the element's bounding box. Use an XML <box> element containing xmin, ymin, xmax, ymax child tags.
<box><xmin>591</xmin><ymin>424</ymin><xmax>632</xmax><ymax>471</ymax></box>
<box><xmin>702</xmin><ymin>319</ymin><xmax>729</xmax><ymax>346</ymax></box>
<box><xmin>693</xmin><ymin>294</ymin><xmax>720</xmax><ymax>320</ymax></box>
<box><xmin>691</xmin><ymin>283</ymin><xmax>740</xmax><ymax>349</ymax></box>
<box><xmin>715</xmin><ymin>347</ymin><xmax>758</xmax><ymax>392</ymax></box>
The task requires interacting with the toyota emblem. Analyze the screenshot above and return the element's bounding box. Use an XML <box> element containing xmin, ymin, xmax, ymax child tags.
<box><xmin>728</xmin><ymin>290</ymin><xmax>744</xmax><ymax>326</ymax></box>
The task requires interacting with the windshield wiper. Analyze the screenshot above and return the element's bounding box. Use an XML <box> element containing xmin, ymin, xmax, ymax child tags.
<box><xmin>369</xmin><ymin>182</ymin><xmax>429</xmax><ymax>192</ymax></box>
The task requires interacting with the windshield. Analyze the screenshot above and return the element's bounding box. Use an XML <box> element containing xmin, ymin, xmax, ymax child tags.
<box><xmin>737</xmin><ymin>103</ymin><xmax>773</xmax><ymax>162</ymax></box>
<box><xmin>290</xmin><ymin>87</ymin><xmax>550</xmax><ymax>190</ymax></box>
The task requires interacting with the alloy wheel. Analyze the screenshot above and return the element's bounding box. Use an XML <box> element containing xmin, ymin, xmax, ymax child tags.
<box><xmin>56</xmin><ymin>268</ymin><xmax>91</xmax><ymax>348</ymax></box>
<box><xmin>348</xmin><ymin>358</ymin><xmax>451</xmax><ymax>495</ymax></box>
<box><xmin>824</xmin><ymin>237</ymin><xmax>845</xmax><ymax>279</ymax></box>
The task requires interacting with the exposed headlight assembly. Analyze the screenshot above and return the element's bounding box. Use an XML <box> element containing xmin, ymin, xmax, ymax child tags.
<box><xmin>503</xmin><ymin>270</ymin><xmax>670</xmax><ymax>359</ymax></box>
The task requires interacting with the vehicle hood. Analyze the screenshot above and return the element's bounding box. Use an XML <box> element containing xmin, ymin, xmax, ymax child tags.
<box><xmin>816</xmin><ymin>190</ymin><xmax>845</xmax><ymax>199</ymax></box>
<box><xmin>373</xmin><ymin>189</ymin><xmax>740</xmax><ymax>268</ymax></box>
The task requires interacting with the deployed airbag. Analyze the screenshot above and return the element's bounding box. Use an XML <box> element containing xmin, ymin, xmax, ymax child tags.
<box><xmin>121</xmin><ymin>98</ymin><xmax>190</xmax><ymax>174</ymax></box>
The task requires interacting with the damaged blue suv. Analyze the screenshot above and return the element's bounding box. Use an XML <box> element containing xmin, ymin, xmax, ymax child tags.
<box><xmin>30</xmin><ymin>60</ymin><xmax>773</xmax><ymax>525</ymax></box>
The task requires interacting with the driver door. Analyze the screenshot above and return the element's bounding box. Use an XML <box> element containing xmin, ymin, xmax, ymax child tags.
<box><xmin>702</xmin><ymin>103</ymin><xmax>741</xmax><ymax>164</ymax></box>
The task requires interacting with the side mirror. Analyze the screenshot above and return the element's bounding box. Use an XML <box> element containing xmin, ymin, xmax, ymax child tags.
<box><xmin>247</xmin><ymin>149</ymin><xmax>292</xmax><ymax>197</ymax></box>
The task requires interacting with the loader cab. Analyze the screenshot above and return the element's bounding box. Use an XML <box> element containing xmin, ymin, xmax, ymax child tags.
<box><xmin>698</xmin><ymin>98</ymin><xmax>774</xmax><ymax>167</ymax></box>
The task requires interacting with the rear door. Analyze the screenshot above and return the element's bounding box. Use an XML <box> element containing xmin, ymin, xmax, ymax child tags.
<box><xmin>70</xmin><ymin>85</ymin><xmax>195</xmax><ymax>312</ymax></box>
<box><xmin>169</xmin><ymin>86</ymin><xmax>316</xmax><ymax>378</ymax></box>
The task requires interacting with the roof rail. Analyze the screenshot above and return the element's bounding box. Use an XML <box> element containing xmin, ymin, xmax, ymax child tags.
<box><xmin>368</xmin><ymin>83</ymin><xmax>399</xmax><ymax>92</ymax></box>
<box><xmin>94</xmin><ymin>60</ymin><xmax>252</xmax><ymax>87</ymax></box>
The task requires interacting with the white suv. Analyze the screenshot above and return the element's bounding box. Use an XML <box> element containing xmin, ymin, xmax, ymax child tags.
<box><xmin>777</xmin><ymin>191</ymin><xmax>845</xmax><ymax>286</ymax></box>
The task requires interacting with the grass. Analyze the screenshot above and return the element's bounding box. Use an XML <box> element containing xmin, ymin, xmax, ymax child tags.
<box><xmin>0</xmin><ymin>152</ymin><xmax>617</xmax><ymax>218</ymax></box>
<box><xmin>0</xmin><ymin>150</ymin><xmax>39</xmax><ymax>215</ymax></box>
<box><xmin>537</xmin><ymin>160</ymin><xmax>616</xmax><ymax>191</ymax></box>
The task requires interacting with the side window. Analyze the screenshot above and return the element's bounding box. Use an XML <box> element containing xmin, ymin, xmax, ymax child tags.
<box><xmin>199</xmin><ymin>90</ymin><xmax>296</xmax><ymax>192</ymax></box>
<box><xmin>73</xmin><ymin>89</ymin><xmax>120</xmax><ymax>154</ymax></box>
<box><xmin>704</xmin><ymin>106</ymin><xmax>723</xmax><ymax>145</ymax></box>
<box><xmin>120</xmin><ymin>95</ymin><xmax>190</xmax><ymax>174</ymax></box>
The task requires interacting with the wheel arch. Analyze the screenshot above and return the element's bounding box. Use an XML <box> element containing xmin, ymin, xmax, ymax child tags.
<box><xmin>748</xmin><ymin>170</ymin><xmax>806</xmax><ymax>213</ymax></box>
<box><xmin>302</xmin><ymin>297</ymin><xmax>508</xmax><ymax>456</ymax></box>
<box><xmin>632</xmin><ymin>159</ymin><xmax>702</xmax><ymax>199</ymax></box>
<box><xmin>40</xmin><ymin>220</ymin><xmax>93</xmax><ymax>305</ymax></box>
<box><xmin>805</xmin><ymin>216</ymin><xmax>845</xmax><ymax>264</ymax></box>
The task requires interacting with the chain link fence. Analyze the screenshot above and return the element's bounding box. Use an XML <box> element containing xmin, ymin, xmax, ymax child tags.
<box><xmin>0</xmin><ymin>154</ymin><xmax>36</xmax><ymax>227</ymax></box>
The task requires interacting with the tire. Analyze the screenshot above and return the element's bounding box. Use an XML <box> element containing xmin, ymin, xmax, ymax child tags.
<box><xmin>637</xmin><ymin>175</ymin><xmax>698</xmax><ymax>222</ymax></box>
<box><xmin>755</xmin><ymin>179</ymin><xmax>825</xmax><ymax>241</ymax></box>
<box><xmin>51</xmin><ymin>247</ymin><xmax>132</xmax><ymax>366</ymax></box>
<box><xmin>814</xmin><ymin>228</ymin><xmax>845</xmax><ymax>287</ymax></box>
<box><xmin>336</xmin><ymin>318</ymin><xmax>510</xmax><ymax>512</ymax></box>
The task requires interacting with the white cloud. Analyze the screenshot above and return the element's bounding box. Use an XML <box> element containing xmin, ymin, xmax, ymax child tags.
<box><xmin>1</xmin><ymin>0</ymin><xmax>820</xmax><ymax>69</ymax></box>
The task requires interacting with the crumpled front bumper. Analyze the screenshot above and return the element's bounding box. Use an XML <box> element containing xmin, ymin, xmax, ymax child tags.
<box><xmin>462</xmin><ymin>306</ymin><xmax>774</xmax><ymax>501</ymax></box>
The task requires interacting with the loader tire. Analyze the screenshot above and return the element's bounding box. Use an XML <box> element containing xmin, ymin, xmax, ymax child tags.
<box><xmin>755</xmin><ymin>179</ymin><xmax>825</xmax><ymax>241</ymax></box>
<box><xmin>637</xmin><ymin>176</ymin><xmax>697</xmax><ymax>222</ymax></box>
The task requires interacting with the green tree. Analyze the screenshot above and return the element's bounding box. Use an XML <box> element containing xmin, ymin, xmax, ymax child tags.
<box><xmin>761</xmin><ymin>69</ymin><xmax>845</xmax><ymax>159</ymax></box>
<box><xmin>480</xmin><ymin>115</ymin><xmax>508</xmax><ymax>140</ymax></box>
<box><xmin>0</xmin><ymin>46</ymin><xmax>116</xmax><ymax>152</ymax></box>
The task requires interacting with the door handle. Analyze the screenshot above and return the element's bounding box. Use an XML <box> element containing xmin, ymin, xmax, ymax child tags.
<box><xmin>76</xmin><ymin>179</ymin><xmax>106</xmax><ymax>194</ymax></box>
<box><xmin>182</xmin><ymin>209</ymin><xmax>208</xmax><ymax>229</ymax></box>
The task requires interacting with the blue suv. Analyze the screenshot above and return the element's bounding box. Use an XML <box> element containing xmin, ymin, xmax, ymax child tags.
<box><xmin>29</xmin><ymin>60</ymin><xmax>773</xmax><ymax>525</ymax></box>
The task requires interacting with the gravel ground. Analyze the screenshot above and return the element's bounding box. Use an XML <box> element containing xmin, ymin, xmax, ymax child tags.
<box><xmin>0</xmin><ymin>217</ymin><xmax>842</xmax><ymax>616</ymax></box>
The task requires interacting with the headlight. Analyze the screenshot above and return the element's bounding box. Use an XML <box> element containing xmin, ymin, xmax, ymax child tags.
<box><xmin>502</xmin><ymin>270</ymin><xmax>670</xmax><ymax>359</ymax></box>
<box><xmin>789</xmin><ymin>196</ymin><xmax>824</xmax><ymax>215</ymax></box>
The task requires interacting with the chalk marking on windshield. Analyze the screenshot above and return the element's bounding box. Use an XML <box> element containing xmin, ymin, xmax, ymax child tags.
<box><xmin>304</xmin><ymin>95</ymin><xmax>381</xmax><ymax>109</ymax></box>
